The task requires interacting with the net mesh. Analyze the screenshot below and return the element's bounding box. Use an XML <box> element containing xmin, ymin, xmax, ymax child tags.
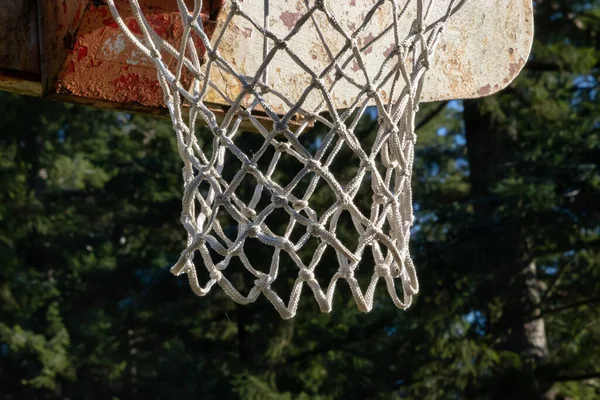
<box><xmin>107</xmin><ymin>0</ymin><xmax>464</xmax><ymax>319</ymax></box>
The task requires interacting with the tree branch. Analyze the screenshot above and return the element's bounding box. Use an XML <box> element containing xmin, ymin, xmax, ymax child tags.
<box><xmin>526</xmin><ymin>61</ymin><xmax>563</xmax><ymax>73</ymax></box>
<box><xmin>525</xmin><ymin>60</ymin><xmax>599</xmax><ymax>74</ymax></box>
<box><xmin>553</xmin><ymin>371</ymin><xmax>600</xmax><ymax>383</ymax></box>
<box><xmin>540</xmin><ymin>258</ymin><xmax>576</xmax><ymax>303</ymax></box>
<box><xmin>541</xmin><ymin>296</ymin><xmax>600</xmax><ymax>316</ymax></box>
<box><xmin>534</xmin><ymin>238</ymin><xmax>600</xmax><ymax>259</ymax></box>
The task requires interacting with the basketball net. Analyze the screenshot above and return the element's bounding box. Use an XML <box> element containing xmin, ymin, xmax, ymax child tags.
<box><xmin>107</xmin><ymin>0</ymin><xmax>464</xmax><ymax>318</ymax></box>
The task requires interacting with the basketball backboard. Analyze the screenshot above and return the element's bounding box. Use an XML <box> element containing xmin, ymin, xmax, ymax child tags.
<box><xmin>0</xmin><ymin>0</ymin><xmax>533</xmax><ymax>117</ymax></box>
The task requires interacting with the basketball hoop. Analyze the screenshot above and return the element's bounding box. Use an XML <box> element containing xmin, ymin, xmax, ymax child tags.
<box><xmin>104</xmin><ymin>0</ymin><xmax>531</xmax><ymax>318</ymax></box>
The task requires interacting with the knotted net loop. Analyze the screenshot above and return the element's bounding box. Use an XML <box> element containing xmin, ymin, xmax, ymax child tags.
<box><xmin>107</xmin><ymin>0</ymin><xmax>464</xmax><ymax>319</ymax></box>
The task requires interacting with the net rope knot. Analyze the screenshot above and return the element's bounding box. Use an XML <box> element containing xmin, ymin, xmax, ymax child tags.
<box><xmin>338</xmin><ymin>266</ymin><xmax>354</xmax><ymax>279</ymax></box>
<box><xmin>271</xmin><ymin>194</ymin><xmax>288</xmax><ymax>208</ymax></box>
<box><xmin>247</xmin><ymin>224</ymin><xmax>261</xmax><ymax>238</ymax></box>
<box><xmin>299</xmin><ymin>269</ymin><xmax>315</xmax><ymax>282</ymax></box>
<box><xmin>254</xmin><ymin>273</ymin><xmax>273</xmax><ymax>290</ymax></box>
<box><xmin>274</xmin><ymin>141</ymin><xmax>291</xmax><ymax>153</ymax></box>
<box><xmin>305</xmin><ymin>159</ymin><xmax>323</xmax><ymax>173</ymax></box>
<box><xmin>210</xmin><ymin>270</ymin><xmax>223</xmax><ymax>282</ymax></box>
<box><xmin>292</xmin><ymin>199</ymin><xmax>309</xmax><ymax>211</ymax></box>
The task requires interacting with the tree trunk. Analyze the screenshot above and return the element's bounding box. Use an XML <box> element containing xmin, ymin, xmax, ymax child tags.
<box><xmin>463</xmin><ymin>99</ymin><xmax>552</xmax><ymax>400</ymax></box>
<box><xmin>124</xmin><ymin>327</ymin><xmax>138</xmax><ymax>400</ymax></box>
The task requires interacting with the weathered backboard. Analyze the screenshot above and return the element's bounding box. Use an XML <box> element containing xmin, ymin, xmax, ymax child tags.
<box><xmin>0</xmin><ymin>0</ymin><xmax>533</xmax><ymax>116</ymax></box>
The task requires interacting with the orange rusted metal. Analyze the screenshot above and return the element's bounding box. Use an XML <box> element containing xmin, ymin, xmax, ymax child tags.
<box><xmin>36</xmin><ymin>0</ymin><xmax>223</xmax><ymax>115</ymax></box>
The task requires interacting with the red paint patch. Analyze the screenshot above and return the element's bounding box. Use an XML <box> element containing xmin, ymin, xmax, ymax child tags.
<box><xmin>384</xmin><ymin>43</ymin><xmax>395</xmax><ymax>58</ymax></box>
<box><xmin>477</xmin><ymin>84</ymin><xmax>492</xmax><ymax>96</ymax></box>
<box><xmin>362</xmin><ymin>33</ymin><xmax>375</xmax><ymax>55</ymax></box>
<box><xmin>280</xmin><ymin>11</ymin><xmax>303</xmax><ymax>30</ymax></box>
<box><xmin>127</xmin><ymin>19</ymin><xmax>142</xmax><ymax>35</ymax></box>
<box><xmin>509</xmin><ymin>58</ymin><xmax>525</xmax><ymax>76</ymax></box>
<box><xmin>72</xmin><ymin>41</ymin><xmax>88</xmax><ymax>60</ymax></box>
<box><xmin>145</xmin><ymin>13</ymin><xmax>171</xmax><ymax>37</ymax></box>
<box><xmin>65</xmin><ymin>60</ymin><xmax>76</xmax><ymax>75</ymax></box>
<box><xmin>77</xmin><ymin>44</ymin><xmax>88</xmax><ymax>61</ymax></box>
<box><xmin>103</xmin><ymin>18</ymin><xmax>119</xmax><ymax>29</ymax></box>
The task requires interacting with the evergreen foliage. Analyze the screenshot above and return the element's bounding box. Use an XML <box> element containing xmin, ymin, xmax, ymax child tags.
<box><xmin>0</xmin><ymin>2</ymin><xmax>599</xmax><ymax>399</ymax></box>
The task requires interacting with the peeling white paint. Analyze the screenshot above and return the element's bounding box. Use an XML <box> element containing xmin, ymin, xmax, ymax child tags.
<box><xmin>103</xmin><ymin>34</ymin><xmax>127</xmax><ymax>58</ymax></box>
<box><xmin>202</xmin><ymin>0</ymin><xmax>533</xmax><ymax>110</ymax></box>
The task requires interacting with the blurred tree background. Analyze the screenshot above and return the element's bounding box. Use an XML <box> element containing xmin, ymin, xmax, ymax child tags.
<box><xmin>1</xmin><ymin>1</ymin><xmax>599</xmax><ymax>399</ymax></box>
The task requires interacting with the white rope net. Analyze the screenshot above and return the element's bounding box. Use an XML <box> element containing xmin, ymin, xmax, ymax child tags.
<box><xmin>107</xmin><ymin>0</ymin><xmax>464</xmax><ymax>319</ymax></box>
